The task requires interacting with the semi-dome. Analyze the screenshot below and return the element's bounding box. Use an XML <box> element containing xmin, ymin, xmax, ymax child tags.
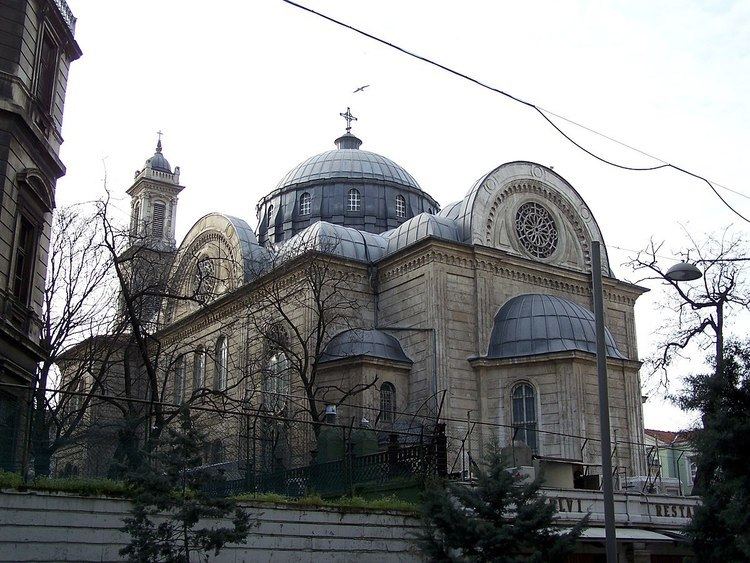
<box><xmin>487</xmin><ymin>294</ymin><xmax>625</xmax><ymax>359</ymax></box>
<box><xmin>320</xmin><ymin>329</ymin><xmax>412</xmax><ymax>364</ymax></box>
<box><xmin>256</xmin><ymin>124</ymin><xmax>440</xmax><ymax>246</ymax></box>
<box><xmin>144</xmin><ymin>139</ymin><xmax>171</xmax><ymax>173</ymax></box>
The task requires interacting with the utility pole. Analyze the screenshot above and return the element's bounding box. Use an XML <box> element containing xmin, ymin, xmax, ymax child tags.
<box><xmin>591</xmin><ymin>241</ymin><xmax>618</xmax><ymax>563</ymax></box>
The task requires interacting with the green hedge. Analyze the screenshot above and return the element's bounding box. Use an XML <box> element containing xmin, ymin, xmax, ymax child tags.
<box><xmin>0</xmin><ymin>471</ymin><xmax>127</xmax><ymax>496</ymax></box>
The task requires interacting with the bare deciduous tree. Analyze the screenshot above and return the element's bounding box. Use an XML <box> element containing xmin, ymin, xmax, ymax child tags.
<box><xmin>30</xmin><ymin>204</ymin><xmax>119</xmax><ymax>476</ymax></box>
<box><xmin>627</xmin><ymin>228</ymin><xmax>750</xmax><ymax>389</ymax></box>
<box><xmin>246</xmin><ymin>237</ymin><xmax>378</xmax><ymax>437</ymax></box>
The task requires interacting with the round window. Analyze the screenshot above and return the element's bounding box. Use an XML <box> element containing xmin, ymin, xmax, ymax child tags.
<box><xmin>514</xmin><ymin>202</ymin><xmax>558</xmax><ymax>259</ymax></box>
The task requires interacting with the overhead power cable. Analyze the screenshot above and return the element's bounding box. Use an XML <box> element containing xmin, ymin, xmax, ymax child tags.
<box><xmin>280</xmin><ymin>0</ymin><xmax>750</xmax><ymax>223</ymax></box>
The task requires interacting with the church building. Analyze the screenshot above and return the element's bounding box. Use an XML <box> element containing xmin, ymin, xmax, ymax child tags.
<box><xmin>113</xmin><ymin>111</ymin><xmax>693</xmax><ymax>560</ymax></box>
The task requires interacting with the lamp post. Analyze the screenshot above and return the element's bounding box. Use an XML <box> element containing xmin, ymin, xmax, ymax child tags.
<box><xmin>592</xmin><ymin>248</ymin><xmax>707</xmax><ymax>563</ymax></box>
<box><xmin>590</xmin><ymin>241</ymin><xmax>618</xmax><ymax>563</ymax></box>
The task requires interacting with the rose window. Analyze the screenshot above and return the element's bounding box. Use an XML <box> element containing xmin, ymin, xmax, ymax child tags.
<box><xmin>193</xmin><ymin>257</ymin><xmax>216</xmax><ymax>301</ymax></box>
<box><xmin>515</xmin><ymin>202</ymin><xmax>558</xmax><ymax>258</ymax></box>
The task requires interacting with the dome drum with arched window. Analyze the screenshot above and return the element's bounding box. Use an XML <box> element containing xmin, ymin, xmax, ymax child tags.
<box><xmin>256</xmin><ymin>133</ymin><xmax>439</xmax><ymax>245</ymax></box>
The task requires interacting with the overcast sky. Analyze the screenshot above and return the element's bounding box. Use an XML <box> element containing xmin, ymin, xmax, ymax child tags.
<box><xmin>60</xmin><ymin>0</ymin><xmax>750</xmax><ymax>430</ymax></box>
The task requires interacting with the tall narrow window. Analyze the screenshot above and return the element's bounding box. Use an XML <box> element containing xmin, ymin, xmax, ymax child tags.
<box><xmin>12</xmin><ymin>215</ymin><xmax>36</xmax><ymax>304</ymax></box>
<box><xmin>380</xmin><ymin>382</ymin><xmax>396</xmax><ymax>423</ymax></box>
<box><xmin>299</xmin><ymin>192</ymin><xmax>311</xmax><ymax>215</ymax></box>
<box><xmin>263</xmin><ymin>352</ymin><xmax>289</xmax><ymax>413</ymax></box>
<box><xmin>131</xmin><ymin>201</ymin><xmax>141</xmax><ymax>235</ymax></box>
<box><xmin>267</xmin><ymin>204</ymin><xmax>274</xmax><ymax>224</ymax></box>
<box><xmin>395</xmin><ymin>195</ymin><xmax>406</xmax><ymax>218</ymax></box>
<box><xmin>152</xmin><ymin>202</ymin><xmax>166</xmax><ymax>236</ymax></box>
<box><xmin>512</xmin><ymin>383</ymin><xmax>538</xmax><ymax>452</ymax></box>
<box><xmin>35</xmin><ymin>31</ymin><xmax>58</xmax><ymax>113</ymax></box>
<box><xmin>173</xmin><ymin>355</ymin><xmax>186</xmax><ymax>404</ymax></box>
<box><xmin>347</xmin><ymin>188</ymin><xmax>360</xmax><ymax>211</ymax></box>
<box><xmin>193</xmin><ymin>347</ymin><xmax>205</xmax><ymax>389</ymax></box>
<box><xmin>214</xmin><ymin>336</ymin><xmax>228</xmax><ymax>391</ymax></box>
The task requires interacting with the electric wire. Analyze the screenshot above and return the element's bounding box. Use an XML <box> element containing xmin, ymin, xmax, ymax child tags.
<box><xmin>279</xmin><ymin>0</ymin><xmax>750</xmax><ymax>223</ymax></box>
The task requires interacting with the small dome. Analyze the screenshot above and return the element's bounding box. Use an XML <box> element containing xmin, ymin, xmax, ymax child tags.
<box><xmin>320</xmin><ymin>329</ymin><xmax>412</xmax><ymax>364</ymax></box>
<box><xmin>487</xmin><ymin>294</ymin><xmax>625</xmax><ymax>359</ymax></box>
<box><xmin>275</xmin><ymin>149</ymin><xmax>420</xmax><ymax>191</ymax></box>
<box><xmin>144</xmin><ymin>140</ymin><xmax>171</xmax><ymax>173</ymax></box>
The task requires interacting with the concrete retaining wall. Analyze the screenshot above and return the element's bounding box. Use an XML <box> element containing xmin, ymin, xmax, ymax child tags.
<box><xmin>0</xmin><ymin>490</ymin><xmax>424</xmax><ymax>562</ymax></box>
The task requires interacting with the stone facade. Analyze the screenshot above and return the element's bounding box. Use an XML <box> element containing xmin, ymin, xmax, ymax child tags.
<box><xmin>111</xmin><ymin>135</ymin><xmax>650</xmax><ymax>485</ymax></box>
<box><xmin>0</xmin><ymin>0</ymin><xmax>80</xmax><ymax>471</ymax></box>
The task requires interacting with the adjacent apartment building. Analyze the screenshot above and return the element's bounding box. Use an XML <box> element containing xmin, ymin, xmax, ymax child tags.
<box><xmin>0</xmin><ymin>0</ymin><xmax>80</xmax><ymax>470</ymax></box>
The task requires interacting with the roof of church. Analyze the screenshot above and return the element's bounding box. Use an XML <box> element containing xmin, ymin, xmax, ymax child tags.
<box><xmin>320</xmin><ymin>329</ymin><xmax>412</xmax><ymax>364</ymax></box>
<box><xmin>275</xmin><ymin>147</ymin><xmax>421</xmax><ymax>191</ymax></box>
<box><xmin>383</xmin><ymin>213</ymin><xmax>461</xmax><ymax>256</ymax></box>
<box><xmin>278</xmin><ymin>221</ymin><xmax>388</xmax><ymax>262</ymax></box>
<box><xmin>144</xmin><ymin>139</ymin><xmax>171</xmax><ymax>173</ymax></box>
<box><xmin>486</xmin><ymin>293</ymin><xmax>625</xmax><ymax>359</ymax></box>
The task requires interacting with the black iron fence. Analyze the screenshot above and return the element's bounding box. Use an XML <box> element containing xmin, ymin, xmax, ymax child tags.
<box><xmin>206</xmin><ymin>427</ymin><xmax>447</xmax><ymax>498</ymax></box>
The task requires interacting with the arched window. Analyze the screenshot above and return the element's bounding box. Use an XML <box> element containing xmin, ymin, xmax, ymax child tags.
<box><xmin>193</xmin><ymin>347</ymin><xmax>205</xmax><ymax>389</ymax></box>
<box><xmin>395</xmin><ymin>195</ymin><xmax>406</xmax><ymax>218</ymax></box>
<box><xmin>210</xmin><ymin>439</ymin><xmax>223</xmax><ymax>464</ymax></box>
<box><xmin>173</xmin><ymin>355</ymin><xmax>186</xmax><ymax>404</ymax></box>
<box><xmin>152</xmin><ymin>201</ymin><xmax>166</xmax><ymax>236</ymax></box>
<box><xmin>299</xmin><ymin>192</ymin><xmax>311</xmax><ymax>215</ymax></box>
<box><xmin>263</xmin><ymin>352</ymin><xmax>289</xmax><ymax>413</ymax></box>
<box><xmin>132</xmin><ymin>201</ymin><xmax>140</xmax><ymax>234</ymax></box>
<box><xmin>512</xmin><ymin>383</ymin><xmax>538</xmax><ymax>452</ymax></box>
<box><xmin>347</xmin><ymin>188</ymin><xmax>360</xmax><ymax>212</ymax></box>
<box><xmin>214</xmin><ymin>336</ymin><xmax>228</xmax><ymax>391</ymax></box>
<box><xmin>380</xmin><ymin>382</ymin><xmax>396</xmax><ymax>423</ymax></box>
<box><xmin>267</xmin><ymin>204</ymin><xmax>274</xmax><ymax>223</ymax></box>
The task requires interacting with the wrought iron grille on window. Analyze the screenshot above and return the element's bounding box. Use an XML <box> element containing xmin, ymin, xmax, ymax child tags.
<box><xmin>347</xmin><ymin>189</ymin><xmax>361</xmax><ymax>212</ymax></box>
<box><xmin>193</xmin><ymin>348</ymin><xmax>205</xmax><ymax>389</ymax></box>
<box><xmin>299</xmin><ymin>192</ymin><xmax>311</xmax><ymax>215</ymax></box>
<box><xmin>395</xmin><ymin>195</ymin><xmax>406</xmax><ymax>218</ymax></box>
<box><xmin>214</xmin><ymin>336</ymin><xmax>228</xmax><ymax>391</ymax></box>
<box><xmin>173</xmin><ymin>355</ymin><xmax>186</xmax><ymax>404</ymax></box>
<box><xmin>380</xmin><ymin>382</ymin><xmax>396</xmax><ymax>423</ymax></box>
<box><xmin>511</xmin><ymin>383</ymin><xmax>538</xmax><ymax>452</ymax></box>
<box><xmin>263</xmin><ymin>353</ymin><xmax>290</xmax><ymax>413</ymax></box>
<box><xmin>514</xmin><ymin>201</ymin><xmax>558</xmax><ymax>259</ymax></box>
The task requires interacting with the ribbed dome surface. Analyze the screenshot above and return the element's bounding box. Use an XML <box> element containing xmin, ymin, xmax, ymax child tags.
<box><xmin>144</xmin><ymin>141</ymin><xmax>171</xmax><ymax>173</ymax></box>
<box><xmin>487</xmin><ymin>294</ymin><xmax>625</xmax><ymax>359</ymax></box>
<box><xmin>275</xmin><ymin>149</ymin><xmax>421</xmax><ymax>191</ymax></box>
<box><xmin>320</xmin><ymin>329</ymin><xmax>412</xmax><ymax>364</ymax></box>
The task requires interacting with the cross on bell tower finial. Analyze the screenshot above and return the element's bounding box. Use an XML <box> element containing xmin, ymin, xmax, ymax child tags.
<box><xmin>339</xmin><ymin>107</ymin><xmax>357</xmax><ymax>134</ymax></box>
<box><xmin>156</xmin><ymin>130</ymin><xmax>163</xmax><ymax>152</ymax></box>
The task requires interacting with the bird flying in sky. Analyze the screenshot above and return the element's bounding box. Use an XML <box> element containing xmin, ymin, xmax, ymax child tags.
<box><xmin>353</xmin><ymin>84</ymin><xmax>370</xmax><ymax>93</ymax></box>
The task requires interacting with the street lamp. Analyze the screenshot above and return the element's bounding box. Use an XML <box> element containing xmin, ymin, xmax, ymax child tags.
<box><xmin>665</xmin><ymin>261</ymin><xmax>703</xmax><ymax>282</ymax></box>
<box><xmin>593</xmin><ymin>248</ymin><xmax>706</xmax><ymax>563</ymax></box>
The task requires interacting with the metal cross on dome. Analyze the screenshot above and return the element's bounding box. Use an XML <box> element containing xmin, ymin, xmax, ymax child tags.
<box><xmin>339</xmin><ymin>107</ymin><xmax>357</xmax><ymax>133</ymax></box>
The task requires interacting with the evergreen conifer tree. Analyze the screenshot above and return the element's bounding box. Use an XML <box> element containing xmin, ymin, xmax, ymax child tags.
<box><xmin>418</xmin><ymin>448</ymin><xmax>588</xmax><ymax>562</ymax></box>
<box><xmin>120</xmin><ymin>406</ymin><xmax>253</xmax><ymax>562</ymax></box>
<box><xmin>677</xmin><ymin>341</ymin><xmax>750</xmax><ymax>561</ymax></box>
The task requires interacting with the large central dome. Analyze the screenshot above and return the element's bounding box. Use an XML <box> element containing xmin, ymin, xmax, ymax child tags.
<box><xmin>256</xmin><ymin>131</ymin><xmax>439</xmax><ymax>245</ymax></box>
<box><xmin>274</xmin><ymin>148</ymin><xmax>420</xmax><ymax>192</ymax></box>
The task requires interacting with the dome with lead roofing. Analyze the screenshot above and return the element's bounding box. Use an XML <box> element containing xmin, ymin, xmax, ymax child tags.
<box><xmin>256</xmin><ymin>126</ymin><xmax>440</xmax><ymax>246</ymax></box>
<box><xmin>487</xmin><ymin>294</ymin><xmax>625</xmax><ymax>359</ymax></box>
<box><xmin>144</xmin><ymin>140</ymin><xmax>171</xmax><ymax>173</ymax></box>
<box><xmin>320</xmin><ymin>329</ymin><xmax>412</xmax><ymax>365</ymax></box>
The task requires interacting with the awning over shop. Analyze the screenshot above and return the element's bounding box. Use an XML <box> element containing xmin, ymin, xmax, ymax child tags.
<box><xmin>578</xmin><ymin>528</ymin><xmax>677</xmax><ymax>542</ymax></box>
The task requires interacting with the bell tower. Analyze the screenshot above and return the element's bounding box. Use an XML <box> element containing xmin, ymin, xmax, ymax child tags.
<box><xmin>127</xmin><ymin>134</ymin><xmax>184</xmax><ymax>251</ymax></box>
